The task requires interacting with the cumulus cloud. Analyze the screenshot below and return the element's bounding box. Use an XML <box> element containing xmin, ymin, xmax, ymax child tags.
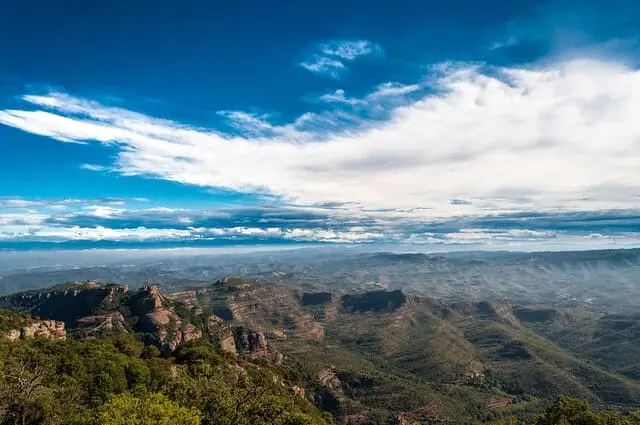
<box><xmin>1</xmin><ymin>58</ymin><xmax>640</xmax><ymax>221</ymax></box>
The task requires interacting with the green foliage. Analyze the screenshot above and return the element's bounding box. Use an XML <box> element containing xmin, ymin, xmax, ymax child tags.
<box><xmin>0</xmin><ymin>309</ymin><xmax>30</xmax><ymax>332</ymax></box>
<box><xmin>0</xmin><ymin>337</ymin><xmax>330</xmax><ymax>425</ymax></box>
<box><xmin>484</xmin><ymin>397</ymin><xmax>640</xmax><ymax>425</ymax></box>
<box><xmin>169</xmin><ymin>361</ymin><xmax>330</xmax><ymax>425</ymax></box>
<box><xmin>98</xmin><ymin>393</ymin><xmax>200</xmax><ymax>425</ymax></box>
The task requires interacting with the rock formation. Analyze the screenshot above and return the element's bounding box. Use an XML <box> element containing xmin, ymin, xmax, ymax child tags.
<box><xmin>4</xmin><ymin>319</ymin><xmax>66</xmax><ymax>341</ymax></box>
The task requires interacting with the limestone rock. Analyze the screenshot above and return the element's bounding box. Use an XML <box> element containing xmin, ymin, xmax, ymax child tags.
<box><xmin>4</xmin><ymin>320</ymin><xmax>66</xmax><ymax>341</ymax></box>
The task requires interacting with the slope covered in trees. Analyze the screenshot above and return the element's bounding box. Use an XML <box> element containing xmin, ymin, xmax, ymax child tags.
<box><xmin>0</xmin><ymin>335</ymin><xmax>332</xmax><ymax>425</ymax></box>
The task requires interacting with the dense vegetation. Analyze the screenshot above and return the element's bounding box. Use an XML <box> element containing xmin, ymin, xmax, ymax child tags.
<box><xmin>0</xmin><ymin>310</ymin><xmax>30</xmax><ymax>332</ymax></box>
<box><xmin>0</xmin><ymin>335</ymin><xmax>332</xmax><ymax>425</ymax></box>
<box><xmin>486</xmin><ymin>396</ymin><xmax>640</xmax><ymax>425</ymax></box>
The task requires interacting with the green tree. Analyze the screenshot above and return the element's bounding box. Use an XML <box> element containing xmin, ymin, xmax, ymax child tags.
<box><xmin>98</xmin><ymin>393</ymin><xmax>200</xmax><ymax>425</ymax></box>
<box><xmin>532</xmin><ymin>397</ymin><xmax>640</xmax><ymax>425</ymax></box>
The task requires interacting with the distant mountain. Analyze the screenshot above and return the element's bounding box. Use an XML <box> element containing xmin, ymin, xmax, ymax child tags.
<box><xmin>2</xmin><ymin>248</ymin><xmax>638</xmax><ymax>313</ymax></box>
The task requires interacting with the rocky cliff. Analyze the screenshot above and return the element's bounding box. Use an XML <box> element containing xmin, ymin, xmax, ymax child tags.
<box><xmin>0</xmin><ymin>281</ymin><xmax>288</xmax><ymax>360</ymax></box>
<box><xmin>3</xmin><ymin>319</ymin><xmax>66</xmax><ymax>341</ymax></box>
<box><xmin>0</xmin><ymin>281</ymin><xmax>128</xmax><ymax>326</ymax></box>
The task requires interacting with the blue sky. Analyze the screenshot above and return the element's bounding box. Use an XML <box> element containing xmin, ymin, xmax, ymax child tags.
<box><xmin>0</xmin><ymin>0</ymin><xmax>639</xmax><ymax>250</ymax></box>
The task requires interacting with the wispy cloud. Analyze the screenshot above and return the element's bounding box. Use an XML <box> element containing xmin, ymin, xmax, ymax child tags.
<box><xmin>1</xmin><ymin>58</ymin><xmax>640</xmax><ymax>220</ymax></box>
<box><xmin>319</xmin><ymin>89</ymin><xmax>360</xmax><ymax>105</ymax></box>
<box><xmin>319</xmin><ymin>82</ymin><xmax>422</xmax><ymax>105</ymax></box>
<box><xmin>0</xmin><ymin>197</ymin><xmax>145</xmax><ymax>210</ymax></box>
<box><xmin>300</xmin><ymin>56</ymin><xmax>346</xmax><ymax>78</ymax></box>
<box><xmin>489</xmin><ymin>36</ymin><xmax>519</xmax><ymax>51</ymax></box>
<box><xmin>300</xmin><ymin>39</ymin><xmax>382</xmax><ymax>77</ymax></box>
<box><xmin>80</xmin><ymin>163</ymin><xmax>108</xmax><ymax>172</ymax></box>
<box><xmin>368</xmin><ymin>82</ymin><xmax>420</xmax><ymax>98</ymax></box>
<box><xmin>319</xmin><ymin>40</ymin><xmax>382</xmax><ymax>60</ymax></box>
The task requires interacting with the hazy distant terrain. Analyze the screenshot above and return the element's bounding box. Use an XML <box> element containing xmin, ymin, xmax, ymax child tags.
<box><xmin>2</xmin><ymin>248</ymin><xmax>639</xmax><ymax>313</ymax></box>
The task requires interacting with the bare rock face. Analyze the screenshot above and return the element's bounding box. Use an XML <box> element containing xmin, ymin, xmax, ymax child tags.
<box><xmin>76</xmin><ymin>312</ymin><xmax>127</xmax><ymax>338</ymax></box>
<box><xmin>182</xmin><ymin>323</ymin><xmax>202</xmax><ymax>343</ymax></box>
<box><xmin>132</xmin><ymin>286</ymin><xmax>205</xmax><ymax>352</ymax></box>
<box><xmin>220</xmin><ymin>334</ymin><xmax>238</xmax><ymax>356</ymax></box>
<box><xmin>5</xmin><ymin>329</ymin><xmax>20</xmax><ymax>341</ymax></box>
<box><xmin>292</xmin><ymin>385</ymin><xmax>305</xmax><ymax>398</ymax></box>
<box><xmin>5</xmin><ymin>320</ymin><xmax>66</xmax><ymax>341</ymax></box>
<box><xmin>317</xmin><ymin>368</ymin><xmax>343</xmax><ymax>392</ymax></box>
<box><xmin>206</xmin><ymin>314</ymin><xmax>238</xmax><ymax>356</ymax></box>
<box><xmin>237</xmin><ymin>327</ymin><xmax>269</xmax><ymax>355</ymax></box>
<box><xmin>235</xmin><ymin>327</ymin><xmax>283</xmax><ymax>363</ymax></box>
<box><xmin>134</xmin><ymin>286</ymin><xmax>179</xmax><ymax>331</ymax></box>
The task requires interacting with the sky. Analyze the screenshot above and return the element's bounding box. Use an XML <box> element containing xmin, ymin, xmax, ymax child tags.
<box><xmin>0</xmin><ymin>0</ymin><xmax>639</xmax><ymax>250</ymax></box>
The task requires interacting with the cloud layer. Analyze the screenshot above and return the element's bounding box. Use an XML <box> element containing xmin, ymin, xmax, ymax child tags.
<box><xmin>2</xmin><ymin>58</ymin><xmax>639</xmax><ymax>215</ymax></box>
<box><xmin>0</xmin><ymin>199</ymin><xmax>638</xmax><ymax>249</ymax></box>
<box><xmin>0</xmin><ymin>57</ymin><xmax>639</xmax><ymax>248</ymax></box>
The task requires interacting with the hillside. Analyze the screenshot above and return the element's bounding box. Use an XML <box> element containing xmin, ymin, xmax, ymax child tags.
<box><xmin>0</xmin><ymin>335</ymin><xmax>332</xmax><ymax>425</ymax></box>
<box><xmin>163</xmin><ymin>279</ymin><xmax>640</xmax><ymax>423</ymax></box>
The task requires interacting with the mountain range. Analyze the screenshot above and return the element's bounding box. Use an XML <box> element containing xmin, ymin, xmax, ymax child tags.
<box><xmin>2</xmin><ymin>256</ymin><xmax>640</xmax><ymax>424</ymax></box>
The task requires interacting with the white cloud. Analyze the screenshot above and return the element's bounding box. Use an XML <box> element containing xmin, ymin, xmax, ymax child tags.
<box><xmin>2</xmin><ymin>58</ymin><xmax>640</xmax><ymax>218</ymax></box>
<box><xmin>300</xmin><ymin>56</ymin><xmax>346</xmax><ymax>77</ymax></box>
<box><xmin>319</xmin><ymin>89</ymin><xmax>360</xmax><ymax>105</ymax></box>
<box><xmin>0</xmin><ymin>199</ymin><xmax>42</xmax><ymax>208</ymax></box>
<box><xmin>301</xmin><ymin>39</ymin><xmax>381</xmax><ymax>77</ymax></box>
<box><xmin>444</xmin><ymin>228</ymin><xmax>555</xmax><ymax>243</ymax></box>
<box><xmin>367</xmin><ymin>82</ymin><xmax>421</xmax><ymax>98</ymax></box>
<box><xmin>319</xmin><ymin>82</ymin><xmax>422</xmax><ymax>106</ymax></box>
<box><xmin>80</xmin><ymin>163</ymin><xmax>107</xmax><ymax>172</ymax></box>
<box><xmin>320</xmin><ymin>40</ymin><xmax>381</xmax><ymax>60</ymax></box>
<box><xmin>83</xmin><ymin>205</ymin><xmax>126</xmax><ymax>218</ymax></box>
<box><xmin>0</xmin><ymin>223</ymin><xmax>386</xmax><ymax>243</ymax></box>
<box><xmin>490</xmin><ymin>36</ymin><xmax>519</xmax><ymax>51</ymax></box>
<box><xmin>32</xmin><ymin>226</ymin><xmax>194</xmax><ymax>241</ymax></box>
<box><xmin>0</xmin><ymin>212</ymin><xmax>48</xmax><ymax>226</ymax></box>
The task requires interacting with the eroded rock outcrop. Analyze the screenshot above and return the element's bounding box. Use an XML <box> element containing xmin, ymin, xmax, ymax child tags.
<box><xmin>235</xmin><ymin>327</ymin><xmax>283</xmax><ymax>365</ymax></box>
<box><xmin>5</xmin><ymin>320</ymin><xmax>66</xmax><ymax>341</ymax></box>
<box><xmin>76</xmin><ymin>312</ymin><xmax>127</xmax><ymax>338</ymax></box>
<box><xmin>131</xmin><ymin>285</ymin><xmax>204</xmax><ymax>352</ymax></box>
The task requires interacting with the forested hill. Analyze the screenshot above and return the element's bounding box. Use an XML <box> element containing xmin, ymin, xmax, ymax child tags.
<box><xmin>0</xmin><ymin>330</ymin><xmax>332</xmax><ymax>425</ymax></box>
